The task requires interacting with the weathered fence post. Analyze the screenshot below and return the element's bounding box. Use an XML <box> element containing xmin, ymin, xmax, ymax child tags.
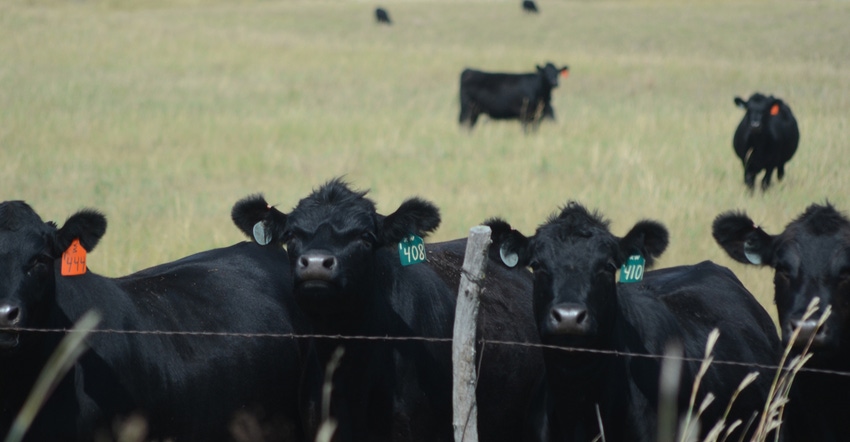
<box><xmin>452</xmin><ymin>225</ymin><xmax>491</xmax><ymax>442</ymax></box>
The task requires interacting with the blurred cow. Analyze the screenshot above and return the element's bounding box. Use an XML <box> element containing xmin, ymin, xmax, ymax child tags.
<box><xmin>523</xmin><ymin>0</ymin><xmax>539</xmax><ymax>13</ymax></box>
<box><xmin>732</xmin><ymin>93</ymin><xmax>800</xmax><ymax>191</ymax></box>
<box><xmin>713</xmin><ymin>203</ymin><xmax>850</xmax><ymax>441</ymax></box>
<box><xmin>459</xmin><ymin>62</ymin><xmax>569</xmax><ymax>131</ymax></box>
<box><xmin>375</xmin><ymin>7</ymin><xmax>391</xmax><ymax>24</ymax></box>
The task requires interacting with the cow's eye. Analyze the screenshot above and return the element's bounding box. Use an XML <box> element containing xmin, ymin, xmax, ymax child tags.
<box><xmin>529</xmin><ymin>261</ymin><xmax>546</xmax><ymax>274</ymax></box>
<box><xmin>26</xmin><ymin>254</ymin><xmax>51</xmax><ymax>276</ymax></box>
<box><xmin>775</xmin><ymin>265</ymin><xmax>792</xmax><ymax>281</ymax></box>
<box><xmin>281</xmin><ymin>230</ymin><xmax>294</xmax><ymax>243</ymax></box>
<box><xmin>359</xmin><ymin>232</ymin><xmax>376</xmax><ymax>248</ymax></box>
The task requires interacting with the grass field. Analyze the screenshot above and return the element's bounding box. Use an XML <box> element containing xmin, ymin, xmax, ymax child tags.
<box><xmin>2</xmin><ymin>0</ymin><xmax>850</xmax><ymax>321</ymax></box>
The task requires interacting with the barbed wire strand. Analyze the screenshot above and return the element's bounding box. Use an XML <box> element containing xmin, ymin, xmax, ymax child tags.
<box><xmin>2</xmin><ymin>326</ymin><xmax>848</xmax><ymax>378</ymax></box>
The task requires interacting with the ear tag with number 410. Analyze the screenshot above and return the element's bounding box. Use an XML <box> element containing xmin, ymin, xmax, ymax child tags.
<box><xmin>398</xmin><ymin>234</ymin><xmax>426</xmax><ymax>266</ymax></box>
<box><xmin>619</xmin><ymin>254</ymin><xmax>645</xmax><ymax>283</ymax></box>
<box><xmin>61</xmin><ymin>238</ymin><xmax>87</xmax><ymax>276</ymax></box>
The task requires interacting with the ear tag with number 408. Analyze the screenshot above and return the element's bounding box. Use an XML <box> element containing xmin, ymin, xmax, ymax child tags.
<box><xmin>619</xmin><ymin>254</ymin><xmax>645</xmax><ymax>283</ymax></box>
<box><xmin>398</xmin><ymin>234</ymin><xmax>426</xmax><ymax>266</ymax></box>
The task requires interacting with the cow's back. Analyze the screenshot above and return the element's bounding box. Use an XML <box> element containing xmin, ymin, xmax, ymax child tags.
<box><xmin>621</xmin><ymin>261</ymin><xmax>780</xmax><ymax>438</ymax></box>
<box><xmin>47</xmin><ymin>242</ymin><xmax>304</xmax><ymax>441</ymax></box>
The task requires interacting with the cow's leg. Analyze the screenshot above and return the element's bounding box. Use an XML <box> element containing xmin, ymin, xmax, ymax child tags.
<box><xmin>761</xmin><ymin>167</ymin><xmax>774</xmax><ymax>191</ymax></box>
<box><xmin>777</xmin><ymin>163</ymin><xmax>786</xmax><ymax>181</ymax></box>
<box><xmin>744</xmin><ymin>170</ymin><xmax>757</xmax><ymax>191</ymax></box>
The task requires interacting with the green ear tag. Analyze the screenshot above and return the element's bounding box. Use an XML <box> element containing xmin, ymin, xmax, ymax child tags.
<box><xmin>619</xmin><ymin>254</ymin><xmax>645</xmax><ymax>283</ymax></box>
<box><xmin>398</xmin><ymin>234</ymin><xmax>426</xmax><ymax>266</ymax></box>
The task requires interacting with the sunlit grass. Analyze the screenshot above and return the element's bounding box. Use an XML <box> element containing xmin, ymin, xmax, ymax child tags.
<box><xmin>2</xmin><ymin>0</ymin><xmax>849</xmax><ymax>320</ymax></box>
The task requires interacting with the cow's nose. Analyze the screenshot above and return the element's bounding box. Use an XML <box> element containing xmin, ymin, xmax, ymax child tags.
<box><xmin>786</xmin><ymin>318</ymin><xmax>827</xmax><ymax>348</ymax></box>
<box><xmin>296</xmin><ymin>253</ymin><xmax>338</xmax><ymax>281</ymax></box>
<box><xmin>0</xmin><ymin>303</ymin><xmax>21</xmax><ymax>328</ymax></box>
<box><xmin>548</xmin><ymin>303</ymin><xmax>590</xmax><ymax>335</ymax></box>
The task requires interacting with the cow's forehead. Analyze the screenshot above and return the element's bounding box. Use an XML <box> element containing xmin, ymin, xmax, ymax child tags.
<box><xmin>779</xmin><ymin>207</ymin><xmax>850</xmax><ymax>267</ymax></box>
<box><xmin>532</xmin><ymin>219</ymin><xmax>617</xmax><ymax>263</ymax></box>
<box><xmin>288</xmin><ymin>198</ymin><xmax>377</xmax><ymax>233</ymax></box>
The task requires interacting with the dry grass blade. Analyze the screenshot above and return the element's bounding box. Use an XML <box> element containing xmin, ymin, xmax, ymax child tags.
<box><xmin>750</xmin><ymin>297</ymin><xmax>830</xmax><ymax>442</ymax></box>
<box><xmin>3</xmin><ymin>310</ymin><xmax>101</xmax><ymax>442</ymax></box>
<box><xmin>315</xmin><ymin>346</ymin><xmax>345</xmax><ymax>442</ymax></box>
<box><xmin>678</xmin><ymin>328</ymin><xmax>719</xmax><ymax>442</ymax></box>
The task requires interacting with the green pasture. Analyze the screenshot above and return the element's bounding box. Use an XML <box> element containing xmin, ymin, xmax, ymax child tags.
<box><xmin>2</xmin><ymin>0</ymin><xmax>849</xmax><ymax>321</ymax></box>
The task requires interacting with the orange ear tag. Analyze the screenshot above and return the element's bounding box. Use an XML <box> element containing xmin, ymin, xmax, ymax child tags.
<box><xmin>61</xmin><ymin>239</ymin><xmax>87</xmax><ymax>276</ymax></box>
<box><xmin>770</xmin><ymin>104</ymin><xmax>780</xmax><ymax>116</ymax></box>
<box><xmin>561</xmin><ymin>70</ymin><xmax>569</xmax><ymax>79</ymax></box>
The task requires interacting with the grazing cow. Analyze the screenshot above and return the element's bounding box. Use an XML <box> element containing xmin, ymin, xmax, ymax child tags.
<box><xmin>487</xmin><ymin>202</ymin><xmax>781</xmax><ymax>441</ymax></box>
<box><xmin>459</xmin><ymin>62</ymin><xmax>569</xmax><ymax>131</ymax></box>
<box><xmin>0</xmin><ymin>201</ymin><xmax>304</xmax><ymax>441</ymax></box>
<box><xmin>713</xmin><ymin>203</ymin><xmax>850</xmax><ymax>441</ymax></box>
<box><xmin>375</xmin><ymin>7</ymin><xmax>391</xmax><ymax>24</ymax></box>
<box><xmin>231</xmin><ymin>179</ymin><xmax>543</xmax><ymax>442</ymax></box>
<box><xmin>732</xmin><ymin>93</ymin><xmax>800</xmax><ymax>191</ymax></box>
<box><xmin>522</xmin><ymin>0</ymin><xmax>539</xmax><ymax>13</ymax></box>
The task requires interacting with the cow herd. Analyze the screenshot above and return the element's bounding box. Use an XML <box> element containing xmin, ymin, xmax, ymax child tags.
<box><xmin>1</xmin><ymin>177</ymin><xmax>847</xmax><ymax>441</ymax></box>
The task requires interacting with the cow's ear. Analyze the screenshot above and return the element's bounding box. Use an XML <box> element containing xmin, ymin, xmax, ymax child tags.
<box><xmin>734</xmin><ymin>96</ymin><xmax>747</xmax><ymax>109</ymax></box>
<box><xmin>618</xmin><ymin>220</ymin><xmax>669</xmax><ymax>268</ymax></box>
<box><xmin>536</xmin><ymin>64</ymin><xmax>543</xmax><ymax>72</ymax></box>
<box><xmin>712</xmin><ymin>211</ymin><xmax>774</xmax><ymax>266</ymax></box>
<box><xmin>379</xmin><ymin>197</ymin><xmax>441</xmax><ymax>245</ymax></box>
<box><xmin>53</xmin><ymin>209</ymin><xmax>107</xmax><ymax>256</ymax></box>
<box><xmin>231</xmin><ymin>194</ymin><xmax>288</xmax><ymax>246</ymax></box>
<box><xmin>484</xmin><ymin>217</ymin><xmax>530</xmax><ymax>268</ymax></box>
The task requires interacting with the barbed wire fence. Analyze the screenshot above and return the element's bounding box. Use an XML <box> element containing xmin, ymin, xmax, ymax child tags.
<box><xmin>2</xmin><ymin>326</ymin><xmax>848</xmax><ymax>378</ymax></box>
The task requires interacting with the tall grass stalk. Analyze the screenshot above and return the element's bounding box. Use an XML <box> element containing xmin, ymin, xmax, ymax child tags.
<box><xmin>749</xmin><ymin>298</ymin><xmax>830</xmax><ymax>441</ymax></box>
<box><xmin>678</xmin><ymin>328</ymin><xmax>720</xmax><ymax>441</ymax></box>
<box><xmin>3</xmin><ymin>310</ymin><xmax>101</xmax><ymax>442</ymax></box>
<box><xmin>315</xmin><ymin>346</ymin><xmax>345</xmax><ymax>442</ymax></box>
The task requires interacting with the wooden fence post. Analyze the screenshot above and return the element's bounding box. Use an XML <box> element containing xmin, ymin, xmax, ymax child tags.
<box><xmin>452</xmin><ymin>225</ymin><xmax>491</xmax><ymax>442</ymax></box>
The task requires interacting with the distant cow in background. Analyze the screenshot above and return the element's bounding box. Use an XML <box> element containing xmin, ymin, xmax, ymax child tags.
<box><xmin>522</xmin><ymin>0</ymin><xmax>539</xmax><ymax>13</ymax></box>
<box><xmin>459</xmin><ymin>62</ymin><xmax>569</xmax><ymax>131</ymax></box>
<box><xmin>375</xmin><ymin>7</ymin><xmax>391</xmax><ymax>24</ymax></box>
<box><xmin>732</xmin><ymin>93</ymin><xmax>799</xmax><ymax>191</ymax></box>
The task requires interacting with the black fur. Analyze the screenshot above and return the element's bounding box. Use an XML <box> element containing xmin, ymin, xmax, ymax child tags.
<box><xmin>0</xmin><ymin>201</ymin><xmax>304</xmax><ymax>441</ymax></box>
<box><xmin>712</xmin><ymin>203</ymin><xmax>850</xmax><ymax>441</ymax></box>
<box><xmin>489</xmin><ymin>203</ymin><xmax>780</xmax><ymax>441</ymax></box>
<box><xmin>259</xmin><ymin>179</ymin><xmax>543</xmax><ymax>442</ymax></box>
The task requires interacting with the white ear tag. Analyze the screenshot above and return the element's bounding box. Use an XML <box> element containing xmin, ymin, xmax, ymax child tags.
<box><xmin>500</xmin><ymin>244</ymin><xmax>519</xmax><ymax>268</ymax></box>
<box><xmin>744</xmin><ymin>250</ymin><xmax>762</xmax><ymax>265</ymax></box>
<box><xmin>252</xmin><ymin>221</ymin><xmax>271</xmax><ymax>246</ymax></box>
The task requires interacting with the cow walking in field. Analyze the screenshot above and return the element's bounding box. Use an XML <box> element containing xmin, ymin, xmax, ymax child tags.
<box><xmin>522</xmin><ymin>0</ymin><xmax>539</xmax><ymax>13</ymax></box>
<box><xmin>375</xmin><ymin>7</ymin><xmax>391</xmax><ymax>24</ymax></box>
<box><xmin>732</xmin><ymin>93</ymin><xmax>799</xmax><ymax>191</ymax></box>
<box><xmin>459</xmin><ymin>62</ymin><xmax>569</xmax><ymax>131</ymax></box>
<box><xmin>487</xmin><ymin>203</ymin><xmax>781</xmax><ymax>441</ymax></box>
<box><xmin>231</xmin><ymin>179</ymin><xmax>543</xmax><ymax>442</ymax></box>
<box><xmin>713</xmin><ymin>203</ymin><xmax>850</xmax><ymax>441</ymax></box>
<box><xmin>0</xmin><ymin>201</ymin><xmax>304</xmax><ymax>441</ymax></box>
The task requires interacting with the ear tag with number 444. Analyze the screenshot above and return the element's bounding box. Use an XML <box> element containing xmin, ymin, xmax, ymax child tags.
<box><xmin>61</xmin><ymin>238</ymin><xmax>87</xmax><ymax>276</ymax></box>
<box><xmin>398</xmin><ymin>234</ymin><xmax>426</xmax><ymax>266</ymax></box>
<box><xmin>619</xmin><ymin>254</ymin><xmax>644</xmax><ymax>283</ymax></box>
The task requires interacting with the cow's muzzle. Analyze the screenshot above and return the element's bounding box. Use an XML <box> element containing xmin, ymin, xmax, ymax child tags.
<box><xmin>546</xmin><ymin>303</ymin><xmax>591</xmax><ymax>336</ymax></box>
<box><xmin>295</xmin><ymin>252</ymin><xmax>338</xmax><ymax>284</ymax></box>
<box><xmin>0</xmin><ymin>303</ymin><xmax>22</xmax><ymax>350</ymax></box>
<box><xmin>784</xmin><ymin>318</ymin><xmax>828</xmax><ymax>348</ymax></box>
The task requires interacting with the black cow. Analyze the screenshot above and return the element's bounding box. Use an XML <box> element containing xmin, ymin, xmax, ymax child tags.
<box><xmin>732</xmin><ymin>93</ymin><xmax>800</xmax><ymax>191</ymax></box>
<box><xmin>231</xmin><ymin>179</ymin><xmax>543</xmax><ymax>442</ymax></box>
<box><xmin>522</xmin><ymin>0</ymin><xmax>539</xmax><ymax>13</ymax></box>
<box><xmin>488</xmin><ymin>202</ymin><xmax>781</xmax><ymax>441</ymax></box>
<box><xmin>459</xmin><ymin>62</ymin><xmax>569</xmax><ymax>131</ymax></box>
<box><xmin>375</xmin><ymin>7</ymin><xmax>391</xmax><ymax>24</ymax></box>
<box><xmin>0</xmin><ymin>201</ymin><xmax>304</xmax><ymax>441</ymax></box>
<box><xmin>713</xmin><ymin>203</ymin><xmax>850</xmax><ymax>441</ymax></box>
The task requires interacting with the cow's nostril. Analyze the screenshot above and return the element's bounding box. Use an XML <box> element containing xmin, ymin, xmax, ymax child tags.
<box><xmin>551</xmin><ymin>309</ymin><xmax>563</xmax><ymax>323</ymax></box>
<box><xmin>575</xmin><ymin>310</ymin><xmax>587</xmax><ymax>325</ymax></box>
<box><xmin>298</xmin><ymin>256</ymin><xmax>309</xmax><ymax>268</ymax></box>
<box><xmin>0</xmin><ymin>305</ymin><xmax>20</xmax><ymax>326</ymax></box>
<box><xmin>322</xmin><ymin>257</ymin><xmax>336</xmax><ymax>270</ymax></box>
